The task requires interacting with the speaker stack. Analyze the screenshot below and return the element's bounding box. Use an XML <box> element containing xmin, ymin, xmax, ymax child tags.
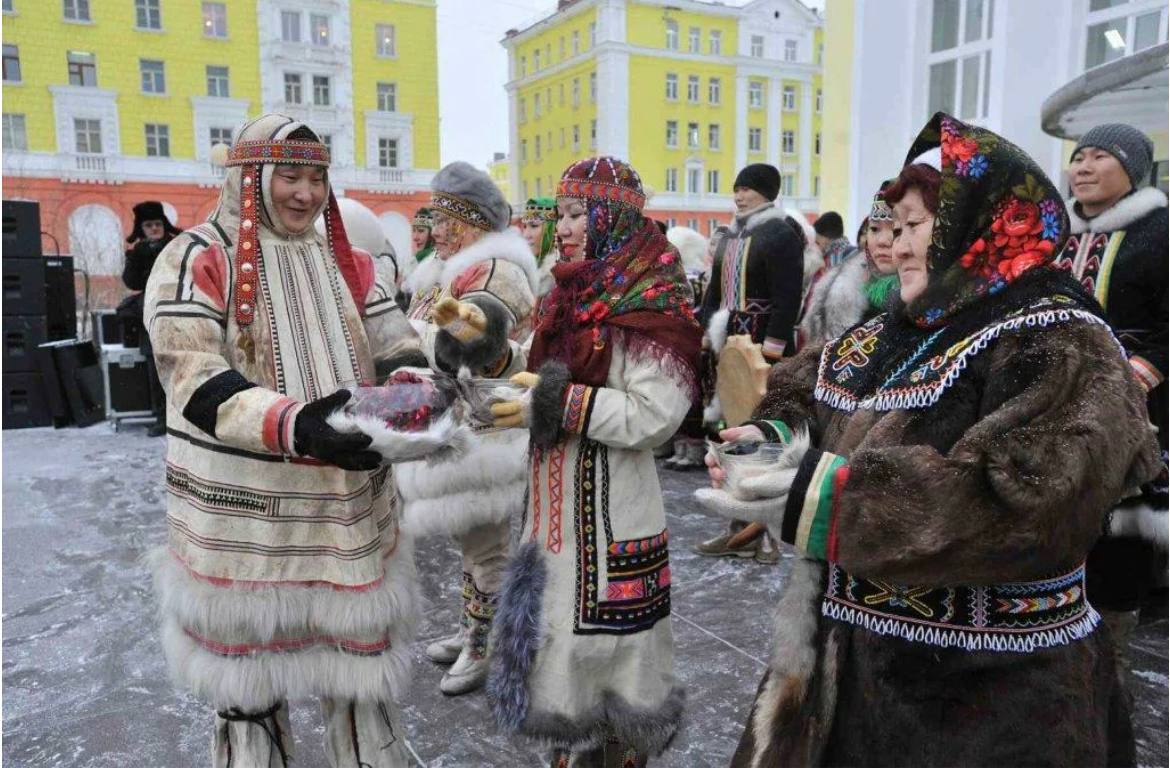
<box><xmin>2</xmin><ymin>200</ymin><xmax>81</xmax><ymax>429</ymax></box>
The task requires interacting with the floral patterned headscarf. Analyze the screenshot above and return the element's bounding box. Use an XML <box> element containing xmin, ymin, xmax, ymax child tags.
<box><xmin>903</xmin><ymin>113</ymin><xmax>1069</xmax><ymax>328</ymax></box>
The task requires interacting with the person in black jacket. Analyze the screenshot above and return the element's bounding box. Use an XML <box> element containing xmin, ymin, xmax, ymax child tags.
<box><xmin>121</xmin><ymin>201</ymin><xmax>180</xmax><ymax>436</ymax></box>
<box><xmin>695</xmin><ymin>163</ymin><xmax>805</xmax><ymax>561</ymax></box>
<box><xmin>1057</xmin><ymin>123</ymin><xmax>1168</xmax><ymax>684</ymax></box>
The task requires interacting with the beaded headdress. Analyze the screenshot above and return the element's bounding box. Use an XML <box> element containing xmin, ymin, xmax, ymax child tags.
<box><xmin>521</xmin><ymin>197</ymin><xmax>557</xmax><ymax>223</ymax></box>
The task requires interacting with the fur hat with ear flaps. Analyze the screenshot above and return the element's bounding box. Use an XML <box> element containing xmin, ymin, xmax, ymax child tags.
<box><xmin>127</xmin><ymin>200</ymin><xmax>181</xmax><ymax>243</ymax></box>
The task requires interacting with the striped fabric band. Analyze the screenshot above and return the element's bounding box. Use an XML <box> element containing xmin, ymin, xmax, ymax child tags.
<box><xmin>562</xmin><ymin>383</ymin><xmax>595</xmax><ymax>435</ymax></box>
<box><xmin>748</xmin><ymin>419</ymin><xmax>793</xmax><ymax>444</ymax></box>
<box><xmin>262</xmin><ymin>396</ymin><xmax>301</xmax><ymax>455</ymax></box>
<box><xmin>719</xmin><ymin>237</ymin><xmax>750</xmax><ymax>312</ymax></box>
<box><xmin>781</xmin><ymin>449</ymin><xmax>849</xmax><ymax>560</ymax></box>
<box><xmin>1093</xmin><ymin>231</ymin><xmax>1126</xmax><ymax>309</ymax></box>
<box><xmin>1131</xmin><ymin>355</ymin><xmax>1163</xmax><ymax>391</ymax></box>
<box><xmin>762</xmin><ymin>336</ymin><xmax>786</xmax><ymax>360</ymax></box>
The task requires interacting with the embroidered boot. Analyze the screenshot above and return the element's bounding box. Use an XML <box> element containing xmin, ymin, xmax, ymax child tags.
<box><xmin>549</xmin><ymin>739</ymin><xmax>649</xmax><ymax>768</ymax></box>
<box><xmin>439</xmin><ymin>583</ymin><xmax>497</xmax><ymax>696</ymax></box>
<box><xmin>212</xmin><ymin>701</ymin><xmax>292</xmax><ymax>768</ymax></box>
<box><xmin>425</xmin><ymin>572</ymin><xmax>472</xmax><ymax>664</ymax></box>
<box><xmin>321</xmin><ymin>697</ymin><xmax>412</xmax><ymax>768</ymax></box>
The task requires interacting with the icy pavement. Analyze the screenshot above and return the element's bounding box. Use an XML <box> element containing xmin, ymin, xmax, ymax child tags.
<box><xmin>2</xmin><ymin>424</ymin><xmax>1167</xmax><ymax>767</ymax></box>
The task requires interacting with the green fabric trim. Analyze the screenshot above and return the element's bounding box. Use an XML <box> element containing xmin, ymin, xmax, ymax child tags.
<box><xmin>864</xmin><ymin>273</ymin><xmax>899</xmax><ymax>312</ymax></box>
<box><xmin>414</xmin><ymin>243</ymin><xmax>434</xmax><ymax>263</ymax></box>
<box><xmin>805</xmin><ymin>454</ymin><xmax>845</xmax><ymax>560</ymax></box>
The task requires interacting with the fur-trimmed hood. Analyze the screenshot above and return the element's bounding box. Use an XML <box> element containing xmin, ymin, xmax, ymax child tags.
<box><xmin>730</xmin><ymin>202</ymin><xmax>787</xmax><ymax>235</ymax></box>
<box><xmin>1067</xmin><ymin>186</ymin><xmax>1168</xmax><ymax>235</ymax></box>
<box><xmin>784</xmin><ymin>207</ymin><xmax>825</xmax><ymax>291</ymax></box>
<box><xmin>404</xmin><ymin>229</ymin><xmax>540</xmax><ymax>297</ymax></box>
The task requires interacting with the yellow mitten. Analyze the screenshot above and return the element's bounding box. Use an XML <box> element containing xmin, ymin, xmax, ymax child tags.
<box><xmin>489</xmin><ymin>371</ymin><xmax>540</xmax><ymax>429</ymax></box>
<box><xmin>432</xmin><ymin>296</ymin><xmax>487</xmax><ymax>343</ymax></box>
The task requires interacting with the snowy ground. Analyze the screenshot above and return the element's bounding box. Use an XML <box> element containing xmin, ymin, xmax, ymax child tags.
<box><xmin>3</xmin><ymin>423</ymin><xmax>1167</xmax><ymax>767</ymax></box>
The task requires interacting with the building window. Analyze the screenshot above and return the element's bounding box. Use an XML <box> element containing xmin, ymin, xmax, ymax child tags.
<box><xmin>687</xmin><ymin>168</ymin><xmax>701</xmax><ymax>194</ymax></box>
<box><xmin>782</xmin><ymin>85</ymin><xmax>796</xmax><ymax>111</ymax></box>
<box><xmin>281</xmin><ymin>11</ymin><xmax>300</xmax><ymax>42</ymax></box>
<box><xmin>2</xmin><ymin>44</ymin><xmax>19</xmax><ymax>82</ymax></box>
<box><xmin>519</xmin><ymin>55</ymin><xmax>526</xmax><ymax>77</ymax></box>
<box><xmin>310</xmin><ymin>14</ymin><xmax>330</xmax><ymax>46</ymax></box>
<box><xmin>665</xmin><ymin>218</ymin><xmax>677</xmax><ymax>229</ymax></box>
<box><xmin>928</xmin><ymin>0</ymin><xmax>995</xmax><ymax>119</ymax></box>
<box><xmin>748</xmin><ymin>81</ymin><xmax>763</xmax><ymax>108</ymax></box>
<box><xmin>520</xmin><ymin>139</ymin><xmax>527</xmax><ymax>163</ymax></box>
<box><xmin>63</xmin><ymin>0</ymin><xmax>90</xmax><ymax>22</ymax></box>
<box><xmin>144</xmin><ymin>123</ymin><xmax>170</xmax><ymax>157</ymax></box>
<box><xmin>534</xmin><ymin>92</ymin><xmax>542</xmax><ymax>118</ymax></box>
<box><xmin>135</xmin><ymin>0</ymin><xmax>161</xmax><ymax>30</ymax></box>
<box><xmin>708</xmin><ymin>218</ymin><xmax>719</xmax><ymax>235</ymax></box>
<box><xmin>312</xmin><ymin>75</ymin><xmax>331</xmax><ymax>106</ymax></box>
<box><xmin>687</xmin><ymin>75</ymin><xmax>700</xmax><ymax>103</ymax></box>
<box><xmin>2</xmin><ymin>0</ymin><xmax>11</xmax><ymax>13</ymax></box>
<box><xmin>521</xmin><ymin>180</ymin><xmax>528</xmax><ymax>199</ymax></box>
<box><xmin>546</xmin><ymin>86</ymin><xmax>552</xmax><ymax>114</ymax></box>
<box><xmin>817</xmin><ymin>41</ymin><xmax>824</xmax><ymax>65</ymax></box>
<box><xmin>74</xmin><ymin>118</ymin><xmax>101</xmax><ymax>154</ymax></box>
<box><xmin>3</xmin><ymin>114</ymin><xmax>27</xmax><ymax>151</ymax></box>
<box><xmin>709</xmin><ymin>77</ymin><xmax>721</xmax><ymax>104</ymax></box>
<box><xmin>781</xmin><ymin>174</ymin><xmax>795</xmax><ymax>196</ymax></box>
<box><xmin>518</xmin><ymin>97</ymin><xmax>527</xmax><ymax>123</ymax></box>
<box><xmin>209</xmin><ymin>126</ymin><xmax>233</xmax><ymax>149</ymax></box>
<box><xmin>815</xmin><ymin>132</ymin><xmax>822</xmax><ymax>155</ymax></box>
<box><xmin>782</xmin><ymin>130</ymin><xmax>795</xmax><ymax>154</ymax></box>
<box><xmin>589</xmin><ymin>21</ymin><xmax>596</xmax><ymax>47</ymax></box>
<box><xmin>665</xmin><ymin>167</ymin><xmax>678</xmax><ymax>192</ymax></box>
<box><xmin>750</xmin><ymin>35</ymin><xmax>764</xmax><ymax>58</ymax></box>
<box><xmin>665</xmin><ymin>73</ymin><xmax>678</xmax><ymax>100</ymax></box>
<box><xmin>284</xmin><ymin>73</ymin><xmax>303</xmax><ymax>104</ymax></box>
<box><xmin>666</xmin><ymin>20</ymin><xmax>679</xmax><ymax>50</ymax></box>
<box><xmin>535</xmin><ymin>177</ymin><xmax>542</xmax><ymax>197</ymax></box>
<box><xmin>688</xmin><ymin>26</ymin><xmax>701</xmax><ymax>53</ymax></box>
<box><xmin>708</xmin><ymin>123</ymin><xmax>720</xmax><ymax>150</ymax></box>
<box><xmin>590</xmin><ymin>72</ymin><xmax>597</xmax><ymax>102</ymax></box>
<box><xmin>203</xmin><ymin>2</ymin><xmax>227</xmax><ymax>37</ymax></box>
<box><xmin>748</xmin><ymin>127</ymin><xmax>762</xmax><ymax>153</ymax></box>
<box><xmin>816</xmin><ymin>88</ymin><xmax>823</xmax><ymax>112</ymax></box>
<box><xmin>814</xmin><ymin>176</ymin><xmax>821</xmax><ymax>197</ymax></box>
<box><xmin>666</xmin><ymin>120</ymin><xmax>678</xmax><ymax>148</ymax></box>
<box><xmin>590</xmin><ymin>119</ymin><xmax>597</xmax><ymax>149</ymax></box>
<box><xmin>687</xmin><ymin>122</ymin><xmax>700</xmax><ymax>149</ymax></box>
<box><xmin>320</xmin><ymin>134</ymin><xmax>332</xmax><ymax>153</ymax></box>
<box><xmin>140</xmin><ymin>59</ymin><xmax>166</xmax><ymax>94</ymax></box>
<box><xmin>572</xmin><ymin>124</ymin><xmax>580</xmax><ymax>152</ymax></box>
<box><xmin>709</xmin><ymin>29</ymin><xmax>721</xmax><ymax>55</ymax></box>
<box><xmin>378</xmin><ymin>137</ymin><xmax>399</xmax><ymax>168</ymax></box>
<box><xmin>67</xmin><ymin>51</ymin><xmax>97</xmax><ymax>86</ymax></box>
<box><xmin>784</xmin><ymin>39</ymin><xmax>798</xmax><ymax>61</ymax></box>
<box><xmin>707</xmin><ymin>169</ymin><xmax>720</xmax><ymax>194</ymax></box>
<box><xmin>206</xmin><ymin>65</ymin><xmax>229</xmax><ymax>97</ymax></box>
<box><xmin>572</xmin><ymin>30</ymin><xmax>580</xmax><ymax>54</ymax></box>
<box><xmin>546</xmin><ymin>42</ymin><xmax>551</xmax><ymax>65</ymax></box>
<box><xmin>534</xmin><ymin>49</ymin><xmax>541</xmax><ymax>71</ymax></box>
<box><xmin>535</xmin><ymin>135</ymin><xmax>541</xmax><ymax>161</ymax></box>
<box><xmin>572</xmin><ymin>78</ymin><xmax>580</xmax><ymax>107</ymax></box>
<box><xmin>377</xmin><ymin>82</ymin><xmax>397</xmax><ymax>112</ymax></box>
<box><xmin>559</xmin><ymin>36</ymin><xmax>565</xmax><ymax>60</ymax></box>
<box><xmin>1085</xmin><ymin>3</ymin><xmax>1168</xmax><ymax>69</ymax></box>
<box><xmin>376</xmin><ymin>24</ymin><xmax>396</xmax><ymax>57</ymax></box>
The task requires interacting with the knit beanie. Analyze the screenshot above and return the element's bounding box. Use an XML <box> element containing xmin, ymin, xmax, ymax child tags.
<box><xmin>1072</xmin><ymin>123</ymin><xmax>1155</xmax><ymax>188</ymax></box>
<box><xmin>813</xmin><ymin>211</ymin><xmax>844</xmax><ymax>238</ymax></box>
<box><xmin>733</xmin><ymin>163</ymin><xmax>780</xmax><ymax>201</ymax></box>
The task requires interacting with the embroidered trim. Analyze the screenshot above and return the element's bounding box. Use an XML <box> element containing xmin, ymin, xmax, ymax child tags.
<box><xmin>1094</xmin><ymin>231</ymin><xmax>1126</xmax><ymax>308</ymax></box>
<box><xmin>762</xmin><ymin>337</ymin><xmax>786</xmax><ymax>359</ymax></box>
<box><xmin>1131</xmin><ymin>355</ymin><xmax>1163</xmax><ymax>391</ymax></box>
<box><xmin>546</xmin><ymin>444</ymin><xmax>566</xmax><ymax>553</ymax></box>
<box><xmin>412</xmin><ymin>212</ymin><xmax>433</xmax><ymax>228</ymax></box>
<box><xmin>432</xmin><ymin>191</ymin><xmax>493</xmax><ymax>232</ymax></box>
<box><xmin>556</xmin><ymin>178</ymin><xmax>646</xmax><ymax>210</ymax></box>
<box><xmin>522</xmin><ymin>201</ymin><xmax>557</xmax><ymax>222</ymax></box>
<box><xmin>719</xmin><ymin>238</ymin><xmax>751</xmax><ymax>312</ymax></box>
<box><xmin>530</xmin><ymin>447</ymin><xmax>543</xmax><ymax>542</ymax></box>
<box><xmin>226</xmin><ymin>140</ymin><xmax>330</xmax><ymax>167</ymax></box>
<box><xmin>814</xmin><ymin>306</ymin><xmax>1116</xmax><ymax>412</ymax></box>
<box><xmin>823</xmin><ymin>564</ymin><xmax>1099</xmax><ymax>654</ymax></box>
<box><xmin>562</xmin><ymin>384</ymin><xmax>595</xmax><ymax>436</ymax></box>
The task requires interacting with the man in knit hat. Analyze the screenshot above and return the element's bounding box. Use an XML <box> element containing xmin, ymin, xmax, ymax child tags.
<box><xmin>813</xmin><ymin>210</ymin><xmax>857</xmax><ymax>268</ymax></box>
<box><xmin>695</xmin><ymin>162</ymin><xmax>805</xmax><ymax>561</ymax></box>
<box><xmin>398</xmin><ymin>161</ymin><xmax>539</xmax><ymax>695</ymax></box>
<box><xmin>1057</xmin><ymin>123</ymin><xmax>1168</xmax><ymax>685</ymax></box>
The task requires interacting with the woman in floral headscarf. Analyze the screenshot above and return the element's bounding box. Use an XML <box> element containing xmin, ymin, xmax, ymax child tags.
<box><xmin>697</xmin><ymin>114</ymin><xmax>1161</xmax><ymax>766</ymax></box>
<box><xmin>487</xmin><ymin>157</ymin><xmax>701</xmax><ymax>766</ymax></box>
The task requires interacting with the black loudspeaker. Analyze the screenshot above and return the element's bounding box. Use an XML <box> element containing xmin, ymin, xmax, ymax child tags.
<box><xmin>2</xmin><ymin>200</ymin><xmax>42</xmax><ymax>259</ymax></box>
<box><xmin>106</xmin><ymin>351</ymin><xmax>152</xmax><ymax>414</ymax></box>
<box><xmin>44</xmin><ymin>255</ymin><xmax>77</xmax><ymax>340</ymax></box>
<box><xmin>3</xmin><ymin>258</ymin><xmax>45</xmax><ymax>315</ymax></box>
<box><xmin>36</xmin><ymin>339</ymin><xmax>105</xmax><ymax>428</ymax></box>
<box><xmin>3</xmin><ymin>372</ymin><xmax>52</xmax><ymax>429</ymax></box>
<box><xmin>3</xmin><ymin>315</ymin><xmax>48</xmax><ymax>373</ymax></box>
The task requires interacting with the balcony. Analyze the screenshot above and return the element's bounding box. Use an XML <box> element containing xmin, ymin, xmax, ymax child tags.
<box><xmin>75</xmin><ymin>154</ymin><xmax>106</xmax><ymax>172</ymax></box>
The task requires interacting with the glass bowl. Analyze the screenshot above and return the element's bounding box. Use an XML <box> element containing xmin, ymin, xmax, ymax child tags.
<box><xmin>708</xmin><ymin>440</ymin><xmax>782</xmax><ymax>497</ymax></box>
<box><xmin>340</xmin><ymin>370</ymin><xmax>462</xmax><ymax>432</ymax></box>
<box><xmin>460</xmin><ymin>378</ymin><xmax>528</xmax><ymax>431</ymax></box>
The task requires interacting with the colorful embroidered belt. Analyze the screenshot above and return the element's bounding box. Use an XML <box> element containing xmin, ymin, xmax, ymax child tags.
<box><xmin>822</xmin><ymin>563</ymin><xmax>1099</xmax><ymax>654</ymax></box>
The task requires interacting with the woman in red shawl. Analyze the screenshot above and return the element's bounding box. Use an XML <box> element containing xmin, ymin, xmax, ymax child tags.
<box><xmin>487</xmin><ymin>157</ymin><xmax>701</xmax><ymax>766</ymax></box>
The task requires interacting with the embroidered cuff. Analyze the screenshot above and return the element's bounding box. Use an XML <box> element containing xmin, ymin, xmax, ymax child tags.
<box><xmin>262</xmin><ymin>396</ymin><xmax>302</xmax><ymax>456</ymax></box>
<box><xmin>748</xmin><ymin>419</ymin><xmax>793</xmax><ymax>444</ymax></box>
<box><xmin>562</xmin><ymin>383</ymin><xmax>596</xmax><ymax>436</ymax></box>
<box><xmin>762</xmin><ymin>337</ymin><xmax>786</xmax><ymax>360</ymax></box>
<box><xmin>1130</xmin><ymin>355</ymin><xmax>1164</xmax><ymax>392</ymax></box>
<box><xmin>781</xmin><ymin>449</ymin><xmax>850</xmax><ymax>561</ymax></box>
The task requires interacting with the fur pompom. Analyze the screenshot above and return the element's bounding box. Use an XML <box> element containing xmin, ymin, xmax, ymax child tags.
<box><xmin>326</xmin><ymin>410</ymin><xmax>473</xmax><ymax>465</ymax></box>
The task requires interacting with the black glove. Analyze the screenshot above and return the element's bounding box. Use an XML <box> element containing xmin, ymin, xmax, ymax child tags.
<box><xmin>293</xmin><ymin>390</ymin><xmax>381</xmax><ymax>471</ymax></box>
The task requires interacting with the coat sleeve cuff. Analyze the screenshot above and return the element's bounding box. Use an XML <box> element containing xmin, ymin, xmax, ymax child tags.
<box><xmin>747</xmin><ymin>418</ymin><xmax>793</xmax><ymax>444</ymax></box>
<box><xmin>762</xmin><ymin>337</ymin><xmax>786</xmax><ymax>360</ymax></box>
<box><xmin>1130</xmin><ymin>355</ymin><xmax>1164</xmax><ymax>392</ymax></box>
<box><xmin>781</xmin><ymin>449</ymin><xmax>850</xmax><ymax>561</ymax></box>
<box><xmin>562</xmin><ymin>383</ymin><xmax>597</xmax><ymax>437</ymax></box>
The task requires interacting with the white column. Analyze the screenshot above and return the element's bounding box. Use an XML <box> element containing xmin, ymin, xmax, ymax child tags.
<box><xmin>506</xmin><ymin>85</ymin><xmax>521</xmax><ymax>207</ymax></box>
<box><xmin>734</xmin><ymin>73</ymin><xmax>749</xmax><ymax>173</ymax></box>
<box><xmin>798</xmin><ymin>77</ymin><xmax>813</xmax><ymax>199</ymax></box>
<box><xmin>595</xmin><ymin>0</ymin><xmax>627</xmax><ymax>44</ymax></box>
<box><xmin>595</xmin><ymin>50</ymin><xmax>630</xmax><ymax>159</ymax></box>
<box><xmin>766</xmin><ymin>76</ymin><xmax>781</xmax><ymax>169</ymax></box>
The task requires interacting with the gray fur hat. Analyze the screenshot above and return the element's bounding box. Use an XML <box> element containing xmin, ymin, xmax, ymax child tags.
<box><xmin>431</xmin><ymin>161</ymin><xmax>511</xmax><ymax>232</ymax></box>
<box><xmin>1072</xmin><ymin>123</ymin><xmax>1155</xmax><ymax>188</ymax></box>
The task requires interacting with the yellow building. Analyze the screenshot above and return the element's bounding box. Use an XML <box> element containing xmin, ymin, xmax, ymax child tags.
<box><xmin>488</xmin><ymin>151</ymin><xmax>512</xmax><ymax>204</ymax></box>
<box><xmin>2</xmin><ymin>0</ymin><xmax>439</xmax><ymax>266</ymax></box>
<box><xmin>502</xmin><ymin>0</ymin><xmax>824</xmax><ymax>232</ymax></box>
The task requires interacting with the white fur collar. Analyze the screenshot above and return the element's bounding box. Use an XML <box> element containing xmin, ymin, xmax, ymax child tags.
<box><xmin>1067</xmin><ymin>186</ymin><xmax>1167</xmax><ymax>235</ymax></box>
<box><xmin>438</xmin><ymin>229</ymin><xmax>540</xmax><ymax>294</ymax></box>
<box><xmin>730</xmin><ymin>202</ymin><xmax>786</xmax><ymax>235</ymax></box>
<box><xmin>404</xmin><ymin>253</ymin><xmax>443</xmax><ymax>295</ymax></box>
